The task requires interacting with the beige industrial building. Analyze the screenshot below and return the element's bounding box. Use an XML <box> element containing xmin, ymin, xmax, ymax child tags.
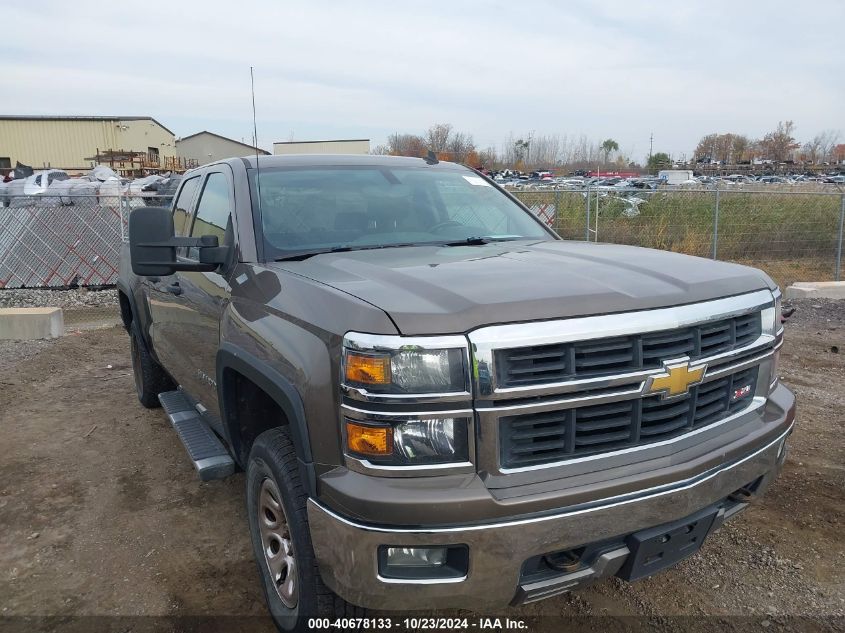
<box><xmin>0</xmin><ymin>115</ymin><xmax>180</xmax><ymax>175</ymax></box>
<box><xmin>176</xmin><ymin>131</ymin><xmax>269</xmax><ymax>166</ymax></box>
<box><xmin>273</xmin><ymin>139</ymin><xmax>370</xmax><ymax>155</ymax></box>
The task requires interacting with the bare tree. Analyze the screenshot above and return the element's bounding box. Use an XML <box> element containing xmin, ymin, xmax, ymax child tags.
<box><xmin>694</xmin><ymin>133</ymin><xmax>752</xmax><ymax>163</ymax></box>
<box><xmin>760</xmin><ymin>121</ymin><xmax>799</xmax><ymax>162</ymax></box>
<box><xmin>387</xmin><ymin>133</ymin><xmax>426</xmax><ymax>157</ymax></box>
<box><xmin>446</xmin><ymin>132</ymin><xmax>476</xmax><ymax>163</ymax></box>
<box><xmin>731</xmin><ymin>135</ymin><xmax>751</xmax><ymax>163</ymax></box>
<box><xmin>817</xmin><ymin>130</ymin><xmax>840</xmax><ymax>163</ymax></box>
<box><xmin>478</xmin><ymin>146</ymin><xmax>498</xmax><ymax>168</ymax></box>
<box><xmin>425</xmin><ymin>123</ymin><xmax>453</xmax><ymax>154</ymax></box>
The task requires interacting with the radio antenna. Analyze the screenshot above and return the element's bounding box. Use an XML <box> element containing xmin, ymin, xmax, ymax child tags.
<box><xmin>250</xmin><ymin>66</ymin><xmax>262</xmax><ymax>214</ymax></box>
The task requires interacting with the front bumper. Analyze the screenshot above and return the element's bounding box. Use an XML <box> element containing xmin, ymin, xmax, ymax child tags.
<box><xmin>308</xmin><ymin>420</ymin><xmax>793</xmax><ymax>610</ymax></box>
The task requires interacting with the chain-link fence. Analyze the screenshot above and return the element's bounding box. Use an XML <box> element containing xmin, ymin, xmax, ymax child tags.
<box><xmin>0</xmin><ymin>194</ymin><xmax>172</xmax><ymax>289</ymax></box>
<box><xmin>1</xmin><ymin>188</ymin><xmax>843</xmax><ymax>290</ymax></box>
<box><xmin>515</xmin><ymin>187</ymin><xmax>845</xmax><ymax>289</ymax></box>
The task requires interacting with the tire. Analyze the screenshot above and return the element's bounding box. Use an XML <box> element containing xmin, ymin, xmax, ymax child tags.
<box><xmin>129</xmin><ymin>322</ymin><xmax>173</xmax><ymax>408</ymax></box>
<box><xmin>247</xmin><ymin>428</ymin><xmax>363</xmax><ymax>632</ymax></box>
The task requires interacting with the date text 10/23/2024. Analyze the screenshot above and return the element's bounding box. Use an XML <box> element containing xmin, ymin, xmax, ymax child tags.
<box><xmin>306</xmin><ymin>617</ymin><xmax>529</xmax><ymax>630</ymax></box>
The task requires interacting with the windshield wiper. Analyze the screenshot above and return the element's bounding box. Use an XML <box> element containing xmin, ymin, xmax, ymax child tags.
<box><xmin>275</xmin><ymin>246</ymin><xmax>353</xmax><ymax>261</ymax></box>
<box><xmin>275</xmin><ymin>242</ymin><xmax>422</xmax><ymax>262</ymax></box>
<box><xmin>442</xmin><ymin>236</ymin><xmax>522</xmax><ymax>246</ymax></box>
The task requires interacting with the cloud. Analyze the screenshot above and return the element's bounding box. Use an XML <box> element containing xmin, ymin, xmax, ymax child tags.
<box><xmin>1</xmin><ymin>0</ymin><xmax>842</xmax><ymax>159</ymax></box>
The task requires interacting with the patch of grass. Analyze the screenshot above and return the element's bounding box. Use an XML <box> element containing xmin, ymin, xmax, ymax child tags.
<box><xmin>515</xmin><ymin>189</ymin><xmax>844</xmax><ymax>288</ymax></box>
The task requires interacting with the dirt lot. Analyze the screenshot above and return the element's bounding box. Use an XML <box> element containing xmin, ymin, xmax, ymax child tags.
<box><xmin>1</xmin><ymin>300</ymin><xmax>843</xmax><ymax>632</ymax></box>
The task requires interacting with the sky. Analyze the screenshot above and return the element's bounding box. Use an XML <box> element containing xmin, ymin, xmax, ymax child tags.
<box><xmin>1</xmin><ymin>0</ymin><xmax>842</xmax><ymax>162</ymax></box>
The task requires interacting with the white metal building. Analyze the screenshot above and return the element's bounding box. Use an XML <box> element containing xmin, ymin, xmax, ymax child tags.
<box><xmin>0</xmin><ymin>115</ymin><xmax>177</xmax><ymax>172</ymax></box>
<box><xmin>273</xmin><ymin>139</ymin><xmax>370</xmax><ymax>156</ymax></box>
<box><xmin>176</xmin><ymin>131</ymin><xmax>270</xmax><ymax>165</ymax></box>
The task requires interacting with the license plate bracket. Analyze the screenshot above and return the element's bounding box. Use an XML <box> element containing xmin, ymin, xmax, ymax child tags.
<box><xmin>616</xmin><ymin>505</ymin><xmax>718</xmax><ymax>581</ymax></box>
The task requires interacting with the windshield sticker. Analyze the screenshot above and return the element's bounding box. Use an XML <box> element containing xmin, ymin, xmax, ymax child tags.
<box><xmin>463</xmin><ymin>175</ymin><xmax>491</xmax><ymax>187</ymax></box>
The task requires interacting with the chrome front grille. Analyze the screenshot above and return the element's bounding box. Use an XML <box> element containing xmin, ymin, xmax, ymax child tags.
<box><xmin>469</xmin><ymin>289</ymin><xmax>781</xmax><ymax>478</ymax></box>
<box><xmin>499</xmin><ymin>366</ymin><xmax>758</xmax><ymax>468</ymax></box>
<box><xmin>495</xmin><ymin>312</ymin><xmax>761</xmax><ymax>388</ymax></box>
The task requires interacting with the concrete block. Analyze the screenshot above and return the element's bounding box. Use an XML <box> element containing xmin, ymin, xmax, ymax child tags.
<box><xmin>784</xmin><ymin>281</ymin><xmax>845</xmax><ymax>300</ymax></box>
<box><xmin>0</xmin><ymin>307</ymin><xmax>64</xmax><ymax>340</ymax></box>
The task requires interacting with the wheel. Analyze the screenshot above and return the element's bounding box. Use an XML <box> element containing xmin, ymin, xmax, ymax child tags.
<box><xmin>129</xmin><ymin>322</ymin><xmax>173</xmax><ymax>408</ymax></box>
<box><xmin>247</xmin><ymin>428</ymin><xmax>363</xmax><ymax>631</ymax></box>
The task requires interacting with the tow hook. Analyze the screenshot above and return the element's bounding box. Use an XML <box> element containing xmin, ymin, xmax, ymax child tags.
<box><xmin>728</xmin><ymin>486</ymin><xmax>755</xmax><ymax>504</ymax></box>
<box><xmin>544</xmin><ymin>549</ymin><xmax>583</xmax><ymax>572</ymax></box>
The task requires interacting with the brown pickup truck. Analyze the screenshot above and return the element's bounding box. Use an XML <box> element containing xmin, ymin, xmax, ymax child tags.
<box><xmin>118</xmin><ymin>154</ymin><xmax>794</xmax><ymax>631</ymax></box>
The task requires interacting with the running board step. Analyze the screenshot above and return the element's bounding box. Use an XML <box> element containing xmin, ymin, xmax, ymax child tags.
<box><xmin>158</xmin><ymin>390</ymin><xmax>234</xmax><ymax>481</ymax></box>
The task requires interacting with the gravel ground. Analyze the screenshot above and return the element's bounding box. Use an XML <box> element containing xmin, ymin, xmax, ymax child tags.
<box><xmin>0</xmin><ymin>299</ymin><xmax>842</xmax><ymax>632</ymax></box>
<box><xmin>0</xmin><ymin>287</ymin><xmax>118</xmax><ymax>309</ymax></box>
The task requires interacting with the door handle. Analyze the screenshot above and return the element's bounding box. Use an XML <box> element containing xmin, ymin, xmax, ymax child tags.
<box><xmin>165</xmin><ymin>283</ymin><xmax>182</xmax><ymax>296</ymax></box>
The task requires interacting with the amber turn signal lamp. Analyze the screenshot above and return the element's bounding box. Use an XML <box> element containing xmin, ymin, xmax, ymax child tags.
<box><xmin>346</xmin><ymin>421</ymin><xmax>393</xmax><ymax>457</ymax></box>
<box><xmin>345</xmin><ymin>352</ymin><xmax>391</xmax><ymax>385</ymax></box>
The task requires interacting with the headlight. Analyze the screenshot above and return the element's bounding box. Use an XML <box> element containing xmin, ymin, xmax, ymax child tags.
<box><xmin>342</xmin><ymin>333</ymin><xmax>471</xmax><ymax>467</ymax></box>
<box><xmin>770</xmin><ymin>348</ymin><xmax>781</xmax><ymax>391</ymax></box>
<box><xmin>762</xmin><ymin>290</ymin><xmax>782</xmax><ymax>336</ymax></box>
<box><xmin>765</xmin><ymin>290</ymin><xmax>783</xmax><ymax>391</ymax></box>
<box><xmin>343</xmin><ymin>333</ymin><xmax>469</xmax><ymax>395</ymax></box>
<box><xmin>391</xmin><ymin>349</ymin><xmax>456</xmax><ymax>391</ymax></box>
<box><xmin>345</xmin><ymin>417</ymin><xmax>470</xmax><ymax>465</ymax></box>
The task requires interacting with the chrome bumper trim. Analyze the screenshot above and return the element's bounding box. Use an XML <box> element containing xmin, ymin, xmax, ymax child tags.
<box><xmin>308</xmin><ymin>422</ymin><xmax>791</xmax><ymax>610</ymax></box>
<box><xmin>314</xmin><ymin>422</ymin><xmax>790</xmax><ymax>534</ymax></box>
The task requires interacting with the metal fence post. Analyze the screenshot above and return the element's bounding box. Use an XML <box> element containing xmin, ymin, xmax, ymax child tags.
<box><xmin>836</xmin><ymin>194</ymin><xmax>845</xmax><ymax>281</ymax></box>
<box><xmin>553</xmin><ymin>188</ymin><xmax>561</xmax><ymax>233</ymax></box>
<box><xmin>584</xmin><ymin>186</ymin><xmax>591</xmax><ymax>241</ymax></box>
<box><xmin>711</xmin><ymin>186</ymin><xmax>720</xmax><ymax>260</ymax></box>
<box><xmin>120</xmin><ymin>190</ymin><xmax>126</xmax><ymax>242</ymax></box>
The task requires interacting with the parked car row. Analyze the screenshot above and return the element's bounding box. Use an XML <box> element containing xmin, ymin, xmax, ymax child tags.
<box><xmin>496</xmin><ymin>172</ymin><xmax>845</xmax><ymax>191</ymax></box>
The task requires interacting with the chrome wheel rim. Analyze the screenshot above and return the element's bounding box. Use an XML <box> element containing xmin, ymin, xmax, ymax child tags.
<box><xmin>258</xmin><ymin>477</ymin><xmax>298</xmax><ymax>608</ymax></box>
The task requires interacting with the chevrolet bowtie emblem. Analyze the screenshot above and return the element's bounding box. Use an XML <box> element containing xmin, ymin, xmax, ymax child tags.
<box><xmin>644</xmin><ymin>359</ymin><xmax>707</xmax><ymax>399</ymax></box>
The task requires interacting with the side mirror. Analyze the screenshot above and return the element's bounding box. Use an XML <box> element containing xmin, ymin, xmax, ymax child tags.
<box><xmin>129</xmin><ymin>207</ymin><xmax>228</xmax><ymax>277</ymax></box>
<box><xmin>129</xmin><ymin>207</ymin><xmax>178</xmax><ymax>276</ymax></box>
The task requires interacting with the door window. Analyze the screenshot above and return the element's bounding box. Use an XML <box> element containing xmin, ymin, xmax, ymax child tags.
<box><xmin>172</xmin><ymin>176</ymin><xmax>201</xmax><ymax>237</ymax></box>
<box><xmin>187</xmin><ymin>172</ymin><xmax>232</xmax><ymax>259</ymax></box>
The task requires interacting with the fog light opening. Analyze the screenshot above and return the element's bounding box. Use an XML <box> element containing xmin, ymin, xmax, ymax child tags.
<box><xmin>378</xmin><ymin>545</ymin><xmax>469</xmax><ymax>581</ymax></box>
<box><xmin>385</xmin><ymin>546</ymin><xmax>447</xmax><ymax>568</ymax></box>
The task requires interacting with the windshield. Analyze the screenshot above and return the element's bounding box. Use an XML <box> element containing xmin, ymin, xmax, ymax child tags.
<box><xmin>250</xmin><ymin>166</ymin><xmax>553</xmax><ymax>259</ymax></box>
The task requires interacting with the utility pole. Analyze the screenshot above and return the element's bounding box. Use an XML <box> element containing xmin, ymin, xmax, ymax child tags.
<box><xmin>649</xmin><ymin>132</ymin><xmax>654</xmax><ymax>165</ymax></box>
<box><xmin>527</xmin><ymin>130</ymin><xmax>535</xmax><ymax>166</ymax></box>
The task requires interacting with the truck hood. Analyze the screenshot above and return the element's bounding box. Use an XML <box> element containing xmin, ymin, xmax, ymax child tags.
<box><xmin>271</xmin><ymin>240</ymin><xmax>774</xmax><ymax>335</ymax></box>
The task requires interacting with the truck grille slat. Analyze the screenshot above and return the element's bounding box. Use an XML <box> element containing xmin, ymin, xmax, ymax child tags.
<box><xmin>574</xmin><ymin>401</ymin><xmax>633</xmax><ymax>418</ymax></box>
<box><xmin>495</xmin><ymin>311</ymin><xmax>762</xmax><ymax>388</ymax></box>
<box><xmin>639</xmin><ymin>417</ymin><xmax>690</xmax><ymax>436</ymax></box>
<box><xmin>507</xmin><ymin>361</ymin><xmax>568</xmax><ymax>376</ymax></box>
<box><xmin>642</xmin><ymin>339</ymin><xmax>696</xmax><ymax>360</ymax></box>
<box><xmin>641</xmin><ymin>400</ymin><xmax>690</xmax><ymax>422</ymax></box>
<box><xmin>510</xmin><ymin>439</ymin><xmax>568</xmax><ymax>454</ymax></box>
<box><xmin>499</xmin><ymin>366</ymin><xmax>758</xmax><ymax>468</ymax></box>
<box><xmin>575</xmin><ymin>352</ymin><xmax>637</xmax><ymax>369</ymax></box>
<box><xmin>511</xmin><ymin>427</ymin><xmax>567</xmax><ymax>441</ymax></box>
<box><xmin>575</xmin><ymin>418</ymin><xmax>632</xmax><ymax>432</ymax></box>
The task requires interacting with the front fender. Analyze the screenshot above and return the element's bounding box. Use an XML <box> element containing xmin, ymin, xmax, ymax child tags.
<box><xmin>216</xmin><ymin>342</ymin><xmax>315</xmax><ymax>494</ymax></box>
